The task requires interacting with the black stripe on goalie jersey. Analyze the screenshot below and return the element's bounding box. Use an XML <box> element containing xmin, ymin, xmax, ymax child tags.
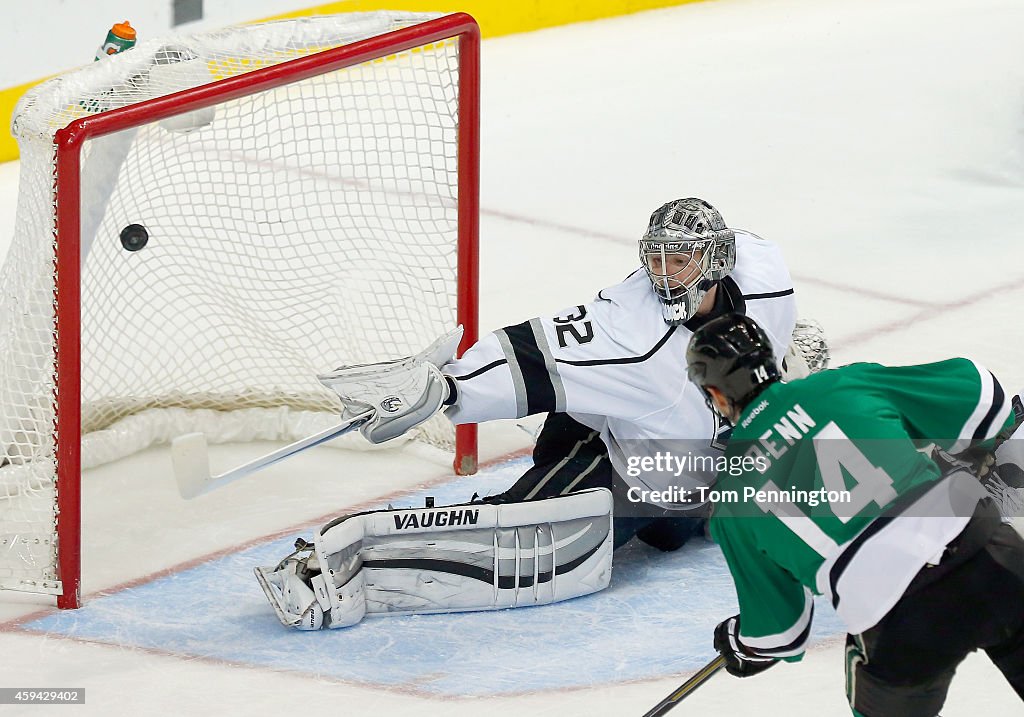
<box><xmin>555</xmin><ymin>325</ymin><xmax>678</xmax><ymax>367</ymax></box>
<box><xmin>973</xmin><ymin>371</ymin><xmax>1006</xmax><ymax>441</ymax></box>
<box><xmin>502</xmin><ymin>320</ymin><xmax>557</xmax><ymax>413</ymax></box>
<box><xmin>452</xmin><ymin>359</ymin><xmax>508</xmax><ymax>381</ymax></box>
<box><xmin>361</xmin><ymin>539</ymin><xmax>605</xmax><ymax>589</ymax></box>
<box><xmin>553</xmin><ymin>274</ymin><xmax>751</xmax><ymax>368</ymax></box>
<box><xmin>742</xmin><ymin>288</ymin><xmax>795</xmax><ymax>301</ymax></box>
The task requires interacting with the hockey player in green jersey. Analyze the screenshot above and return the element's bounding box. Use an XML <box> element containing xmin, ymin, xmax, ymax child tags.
<box><xmin>684</xmin><ymin>313</ymin><xmax>1024</xmax><ymax>716</ymax></box>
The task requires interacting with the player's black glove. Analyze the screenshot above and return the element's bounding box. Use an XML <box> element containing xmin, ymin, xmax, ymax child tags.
<box><xmin>713</xmin><ymin>615</ymin><xmax>779</xmax><ymax>678</ymax></box>
<box><xmin>935</xmin><ymin>394</ymin><xmax>1024</xmax><ymax>482</ymax></box>
<box><xmin>934</xmin><ymin>445</ymin><xmax>996</xmax><ymax>480</ymax></box>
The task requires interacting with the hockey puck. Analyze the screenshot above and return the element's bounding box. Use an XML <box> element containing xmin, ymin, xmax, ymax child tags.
<box><xmin>119</xmin><ymin>224</ymin><xmax>149</xmax><ymax>252</ymax></box>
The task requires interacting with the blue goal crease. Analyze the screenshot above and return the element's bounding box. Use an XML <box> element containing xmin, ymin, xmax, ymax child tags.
<box><xmin>25</xmin><ymin>456</ymin><xmax>846</xmax><ymax>697</ymax></box>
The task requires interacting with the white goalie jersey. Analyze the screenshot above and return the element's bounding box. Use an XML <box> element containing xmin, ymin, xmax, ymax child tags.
<box><xmin>443</xmin><ymin>230</ymin><xmax>798</xmax><ymax>506</ymax></box>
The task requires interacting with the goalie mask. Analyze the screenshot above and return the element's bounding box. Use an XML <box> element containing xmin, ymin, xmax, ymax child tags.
<box><xmin>640</xmin><ymin>198</ymin><xmax>736</xmax><ymax>324</ymax></box>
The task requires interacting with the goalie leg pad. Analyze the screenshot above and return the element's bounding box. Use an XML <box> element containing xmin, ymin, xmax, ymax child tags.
<box><xmin>258</xmin><ymin>488</ymin><xmax>613</xmax><ymax>630</ymax></box>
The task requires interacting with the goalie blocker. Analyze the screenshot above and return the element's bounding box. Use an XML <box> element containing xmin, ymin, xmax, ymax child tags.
<box><xmin>256</xmin><ymin>488</ymin><xmax>613</xmax><ymax>630</ymax></box>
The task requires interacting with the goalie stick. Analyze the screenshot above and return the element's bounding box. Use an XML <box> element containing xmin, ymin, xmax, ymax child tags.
<box><xmin>640</xmin><ymin>655</ymin><xmax>727</xmax><ymax>716</ymax></box>
<box><xmin>171</xmin><ymin>409</ymin><xmax>374</xmax><ymax>499</ymax></box>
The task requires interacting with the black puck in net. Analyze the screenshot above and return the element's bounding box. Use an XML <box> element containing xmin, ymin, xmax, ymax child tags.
<box><xmin>119</xmin><ymin>224</ymin><xmax>149</xmax><ymax>252</ymax></box>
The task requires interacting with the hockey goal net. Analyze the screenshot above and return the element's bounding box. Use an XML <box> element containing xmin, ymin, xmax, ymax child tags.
<box><xmin>0</xmin><ymin>12</ymin><xmax>479</xmax><ymax>608</ymax></box>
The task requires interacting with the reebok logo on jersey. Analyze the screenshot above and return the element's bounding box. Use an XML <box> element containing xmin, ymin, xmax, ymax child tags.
<box><xmin>742</xmin><ymin>403</ymin><xmax>817</xmax><ymax>473</ymax></box>
<box><xmin>741</xmin><ymin>399</ymin><xmax>770</xmax><ymax>428</ymax></box>
<box><xmin>394</xmin><ymin>508</ymin><xmax>480</xmax><ymax>530</ymax></box>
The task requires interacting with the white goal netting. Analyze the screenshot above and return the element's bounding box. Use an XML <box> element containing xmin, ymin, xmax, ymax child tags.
<box><xmin>0</xmin><ymin>12</ymin><xmax>475</xmax><ymax>598</ymax></box>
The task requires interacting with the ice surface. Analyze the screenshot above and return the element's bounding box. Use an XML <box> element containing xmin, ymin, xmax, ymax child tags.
<box><xmin>21</xmin><ymin>455</ymin><xmax>847</xmax><ymax>696</ymax></box>
<box><xmin>2</xmin><ymin>0</ymin><xmax>1024</xmax><ymax>714</ymax></box>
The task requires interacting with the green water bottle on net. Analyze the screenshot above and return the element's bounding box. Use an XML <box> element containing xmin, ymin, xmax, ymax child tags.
<box><xmin>95</xmin><ymin>20</ymin><xmax>137</xmax><ymax>61</ymax></box>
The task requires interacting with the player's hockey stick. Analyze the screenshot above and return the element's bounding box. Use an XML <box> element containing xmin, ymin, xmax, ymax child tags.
<box><xmin>641</xmin><ymin>655</ymin><xmax>727</xmax><ymax>716</ymax></box>
<box><xmin>171</xmin><ymin>410</ymin><xmax>375</xmax><ymax>499</ymax></box>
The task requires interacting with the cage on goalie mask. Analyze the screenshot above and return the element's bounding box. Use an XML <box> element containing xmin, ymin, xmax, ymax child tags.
<box><xmin>640</xmin><ymin>198</ymin><xmax>736</xmax><ymax>324</ymax></box>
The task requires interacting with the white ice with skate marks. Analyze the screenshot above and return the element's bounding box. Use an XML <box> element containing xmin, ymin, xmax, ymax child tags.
<box><xmin>21</xmin><ymin>454</ymin><xmax>847</xmax><ymax>696</ymax></box>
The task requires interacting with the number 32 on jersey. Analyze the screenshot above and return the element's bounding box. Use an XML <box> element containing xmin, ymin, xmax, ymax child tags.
<box><xmin>553</xmin><ymin>306</ymin><xmax>594</xmax><ymax>348</ymax></box>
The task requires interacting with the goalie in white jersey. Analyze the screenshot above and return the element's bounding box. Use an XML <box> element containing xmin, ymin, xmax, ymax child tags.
<box><xmin>257</xmin><ymin>198</ymin><xmax>822</xmax><ymax>630</ymax></box>
<box><xmin>438</xmin><ymin>197</ymin><xmax>806</xmax><ymax>549</ymax></box>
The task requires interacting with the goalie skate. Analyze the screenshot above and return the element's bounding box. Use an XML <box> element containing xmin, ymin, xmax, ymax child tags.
<box><xmin>254</xmin><ymin>541</ymin><xmax>328</xmax><ymax>631</ymax></box>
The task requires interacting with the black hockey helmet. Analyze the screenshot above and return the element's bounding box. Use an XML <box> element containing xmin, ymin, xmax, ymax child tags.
<box><xmin>686</xmin><ymin>313</ymin><xmax>781</xmax><ymax>412</ymax></box>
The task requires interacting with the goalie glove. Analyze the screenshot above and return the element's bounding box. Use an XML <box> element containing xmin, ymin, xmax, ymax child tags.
<box><xmin>781</xmin><ymin>319</ymin><xmax>830</xmax><ymax>381</ymax></box>
<box><xmin>713</xmin><ymin>615</ymin><xmax>779</xmax><ymax>678</ymax></box>
<box><xmin>318</xmin><ymin>327</ymin><xmax>463</xmax><ymax>444</ymax></box>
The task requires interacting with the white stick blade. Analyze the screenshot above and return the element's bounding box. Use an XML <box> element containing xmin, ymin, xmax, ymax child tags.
<box><xmin>171</xmin><ymin>432</ymin><xmax>212</xmax><ymax>499</ymax></box>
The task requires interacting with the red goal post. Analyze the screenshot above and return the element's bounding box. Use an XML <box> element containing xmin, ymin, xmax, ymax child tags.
<box><xmin>4</xmin><ymin>12</ymin><xmax>479</xmax><ymax>609</ymax></box>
